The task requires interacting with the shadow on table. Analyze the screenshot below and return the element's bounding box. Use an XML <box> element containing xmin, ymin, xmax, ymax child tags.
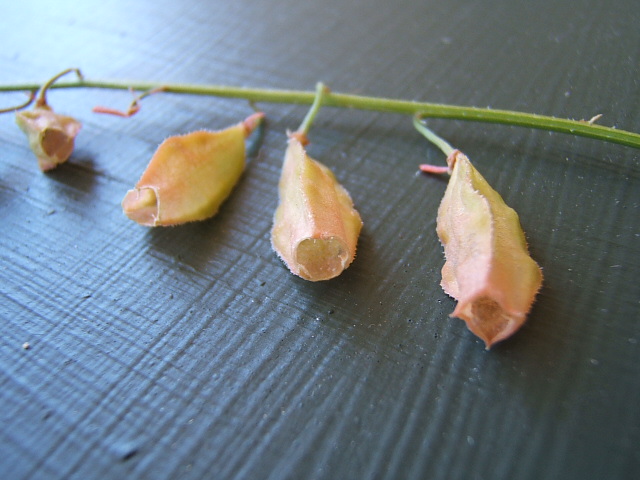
<box><xmin>43</xmin><ymin>155</ymin><xmax>99</xmax><ymax>196</ymax></box>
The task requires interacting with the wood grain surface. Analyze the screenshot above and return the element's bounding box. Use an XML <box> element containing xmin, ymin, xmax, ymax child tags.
<box><xmin>1</xmin><ymin>1</ymin><xmax>639</xmax><ymax>479</ymax></box>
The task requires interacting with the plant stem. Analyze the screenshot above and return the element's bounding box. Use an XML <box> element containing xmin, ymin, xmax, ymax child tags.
<box><xmin>413</xmin><ymin>116</ymin><xmax>455</xmax><ymax>157</ymax></box>
<box><xmin>2</xmin><ymin>77</ymin><xmax>640</xmax><ymax>149</ymax></box>
<box><xmin>0</xmin><ymin>91</ymin><xmax>36</xmax><ymax>113</ymax></box>
<box><xmin>296</xmin><ymin>82</ymin><xmax>327</xmax><ymax>139</ymax></box>
<box><xmin>35</xmin><ymin>68</ymin><xmax>83</xmax><ymax>108</ymax></box>
<box><xmin>413</xmin><ymin>116</ymin><xmax>456</xmax><ymax>175</ymax></box>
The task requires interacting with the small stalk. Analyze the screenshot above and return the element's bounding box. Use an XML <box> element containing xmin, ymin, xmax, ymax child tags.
<box><xmin>291</xmin><ymin>82</ymin><xmax>328</xmax><ymax>145</ymax></box>
<box><xmin>93</xmin><ymin>86</ymin><xmax>167</xmax><ymax>117</ymax></box>
<box><xmin>413</xmin><ymin>116</ymin><xmax>456</xmax><ymax>175</ymax></box>
<box><xmin>34</xmin><ymin>68</ymin><xmax>83</xmax><ymax>108</ymax></box>
<box><xmin>413</xmin><ymin>115</ymin><xmax>455</xmax><ymax>157</ymax></box>
<box><xmin>0</xmin><ymin>91</ymin><xmax>36</xmax><ymax>113</ymax></box>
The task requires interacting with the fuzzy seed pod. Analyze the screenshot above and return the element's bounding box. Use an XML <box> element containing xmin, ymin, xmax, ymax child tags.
<box><xmin>271</xmin><ymin>136</ymin><xmax>362</xmax><ymax>281</ymax></box>
<box><xmin>15</xmin><ymin>106</ymin><xmax>82</xmax><ymax>172</ymax></box>
<box><xmin>434</xmin><ymin>150</ymin><xmax>543</xmax><ymax>348</ymax></box>
<box><xmin>122</xmin><ymin>113</ymin><xmax>263</xmax><ymax>226</ymax></box>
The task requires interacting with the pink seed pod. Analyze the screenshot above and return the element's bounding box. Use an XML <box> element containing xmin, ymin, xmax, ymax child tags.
<box><xmin>122</xmin><ymin>112</ymin><xmax>263</xmax><ymax>226</ymax></box>
<box><xmin>271</xmin><ymin>136</ymin><xmax>362</xmax><ymax>281</ymax></box>
<box><xmin>16</xmin><ymin>106</ymin><xmax>82</xmax><ymax>172</ymax></box>
<box><xmin>432</xmin><ymin>150</ymin><xmax>543</xmax><ymax>348</ymax></box>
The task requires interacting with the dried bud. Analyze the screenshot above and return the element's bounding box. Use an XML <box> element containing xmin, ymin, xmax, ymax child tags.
<box><xmin>122</xmin><ymin>112</ymin><xmax>263</xmax><ymax>226</ymax></box>
<box><xmin>434</xmin><ymin>150</ymin><xmax>543</xmax><ymax>348</ymax></box>
<box><xmin>15</xmin><ymin>106</ymin><xmax>82</xmax><ymax>171</ymax></box>
<box><xmin>271</xmin><ymin>136</ymin><xmax>362</xmax><ymax>281</ymax></box>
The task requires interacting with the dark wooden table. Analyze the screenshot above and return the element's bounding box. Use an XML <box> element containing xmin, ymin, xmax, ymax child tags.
<box><xmin>1</xmin><ymin>1</ymin><xmax>639</xmax><ymax>479</ymax></box>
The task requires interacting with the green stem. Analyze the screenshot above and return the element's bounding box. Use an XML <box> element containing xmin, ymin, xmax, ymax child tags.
<box><xmin>2</xmin><ymin>77</ymin><xmax>640</xmax><ymax>149</ymax></box>
<box><xmin>296</xmin><ymin>82</ymin><xmax>327</xmax><ymax>138</ymax></box>
<box><xmin>413</xmin><ymin>115</ymin><xmax>455</xmax><ymax>157</ymax></box>
<box><xmin>0</xmin><ymin>90</ymin><xmax>36</xmax><ymax>113</ymax></box>
<box><xmin>35</xmin><ymin>68</ymin><xmax>83</xmax><ymax>108</ymax></box>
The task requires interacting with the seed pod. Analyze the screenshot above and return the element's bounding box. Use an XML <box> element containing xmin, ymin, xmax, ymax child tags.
<box><xmin>433</xmin><ymin>150</ymin><xmax>543</xmax><ymax>348</ymax></box>
<box><xmin>122</xmin><ymin>113</ymin><xmax>263</xmax><ymax>226</ymax></box>
<box><xmin>15</xmin><ymin>106</ymin><xmax>82</xmax><ymax>172</ymax></box>
<box><xmin>271</xmin><ymin>136</ymin><xmax>362</xmax><ymax>281</ymax></box>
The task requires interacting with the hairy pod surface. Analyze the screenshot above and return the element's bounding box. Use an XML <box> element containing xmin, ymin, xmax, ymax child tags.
<box><xmin>16</xmin><ymin>106</ymin><xmax>82</xmax><ymax>172</ymax></box>
<box><xmin>437</xmin><ymin>150</ymin><xmax>543</xmax><ymax>348</ymax></box>
<box><xmin>272</xmin><ymin>137</ymin><xmax>362</xmax><ymax>281</ymax></box>
<box><xmin>122</xmin><ymin>114</ymin><xmax>262</xmax><ymax>226</ymax></box>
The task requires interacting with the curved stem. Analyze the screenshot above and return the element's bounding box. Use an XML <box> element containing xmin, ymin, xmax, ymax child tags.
<box><xmin>92</xmin><ymin>86</ymin><xmax>166</xmax><ymax>117</ymax></box>
<box><xmin>2</xmin><ymin>77</ymin><xmax>640</xmax><ymax>149</ymax></box>
<box><xmin>413</xmin><ymin>116</ymin><xmax>457</xmax><ymax>175</ymax></box>
<box><xmin>0</xmin><ymin>90</ymin><xmax>36</xmax><ymax>113</ymax></box>
<box><xmin>413</xmin><ymin>115</ymin><xmax>455</xmax><ymax>157</ymax></box>
<box><xmin>35</xmin><ymin>68</ymin><xmax>83</xmax><ymax>108</ymax></box>
<box><xmin>296</xmin><ymin>82</ymin><xmax>327</xmax><ymax>140</ymax></box>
